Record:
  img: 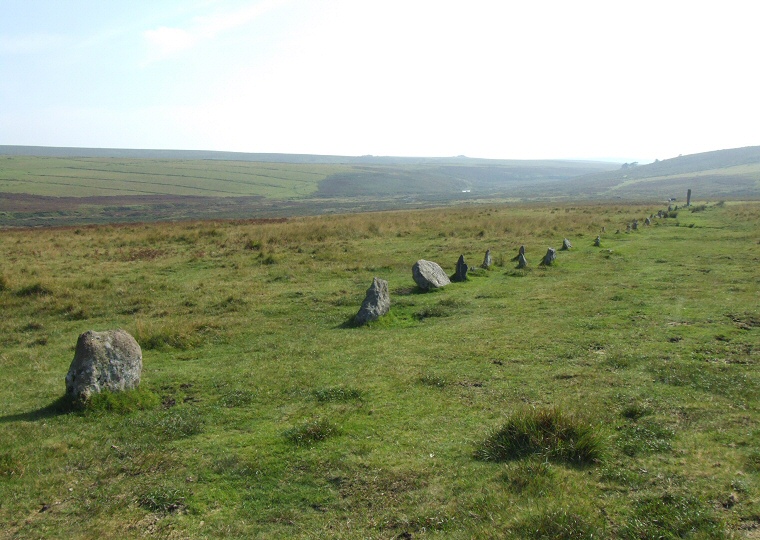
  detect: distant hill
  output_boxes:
[0,145,611,167]
[561,146,760,200]
[1,144,758,226]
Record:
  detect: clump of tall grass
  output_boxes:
[284,418,340,446]
[16,282,53,297]
[313,386,361,403]
[509,505,603,539]
[619,493,727,539]
[84,388,161,414]
[477,408,603,465]
[138,484,189,513]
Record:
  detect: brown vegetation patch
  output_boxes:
[329,467,426,509]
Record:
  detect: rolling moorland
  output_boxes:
[1,198,759,538]
[2,144,759,227]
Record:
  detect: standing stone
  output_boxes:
[561,238,572,251]
[539,248,557,266]
[516,252,528,269]
[481,249,492,269]
[65,330,142,402]
[687,189,692,207]
[632,220,639,230]
[355,277,390,326]
[601,226,606,233]
[594,236,601,247]
[453,255,468,282]
[511,245,526,262]
[626,224,631,232]
[412,260,451,290]
[645,217,651,226]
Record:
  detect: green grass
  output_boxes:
[0,156,345,198]
[0,201,758,538]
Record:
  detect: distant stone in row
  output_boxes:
[539,247,557,266]
[594,236,601,247]
[561,238,572,251]
[481,249,492,269]
[516,253,528,269]
[453,255,468,282]
[511,245,526,261]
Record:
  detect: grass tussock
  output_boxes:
[138,484,189,514]
[284,418,340,446]
[313,386,362,403]
[84,388,161,414]
[16,282,53,297]
[477,408,603,465]
[509,505,603,539]
[619,493,727,539]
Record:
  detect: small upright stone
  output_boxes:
[632,220,639,230]
[539,247,557,266]
[626,224,631,232]
[453,255,468,282]
[65,329,142,402]
[516,252,528,269]
[645,217,651,226]
[412,260,451,290]
[481,249,492,269]
[594,236,601,247]
[355,277,390,326]
[561,238,572,251]
[511,245,526,261]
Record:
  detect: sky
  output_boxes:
[1,0,758,162]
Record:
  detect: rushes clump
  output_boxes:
[477,408,603,465]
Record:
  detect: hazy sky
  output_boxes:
[1,1,758,161]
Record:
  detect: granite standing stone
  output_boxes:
[65,329,142,402]
[355,277,390,325]
[481,249,492,269]
[453,255,468,282]
[539,248,557,266]
[412,260,451,290]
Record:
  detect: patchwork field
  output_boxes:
[1,201,759,538]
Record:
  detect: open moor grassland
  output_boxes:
[1,202,759,538]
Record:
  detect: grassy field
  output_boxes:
[0,156,347,198]
[1,201,759,538]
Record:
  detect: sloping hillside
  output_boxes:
[562,146,760,200]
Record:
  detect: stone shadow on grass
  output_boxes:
[0,395,76,424]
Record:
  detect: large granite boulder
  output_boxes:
[412,260,450,290]
[355,277,390,326]
[65,329,142,402]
